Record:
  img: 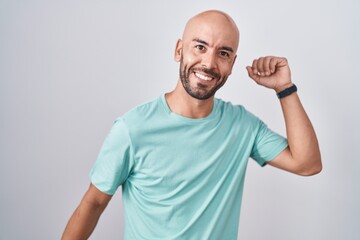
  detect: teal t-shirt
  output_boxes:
[90,94,288,239]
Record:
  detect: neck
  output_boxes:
[165,80,215,119]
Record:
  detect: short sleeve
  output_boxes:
[89,118,134,195]
[250,120,288,167]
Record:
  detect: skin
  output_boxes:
[166,10,239,118]
[62,10,322,240]
[246,56,322,176]
[61,184,111,240]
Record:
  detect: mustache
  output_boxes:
[190,67,221,79]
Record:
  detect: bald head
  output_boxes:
[173,10,239,101]
[182,10,239,53]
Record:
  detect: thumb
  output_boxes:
[246,66,259,82]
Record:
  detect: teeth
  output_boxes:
[195,72,213,81]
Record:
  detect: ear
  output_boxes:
[229,55,237,75]
[174,39,183,62]
[232,55,237,67]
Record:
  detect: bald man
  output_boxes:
[62,10,321,239]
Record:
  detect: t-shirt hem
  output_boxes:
[89,177,116,196]
[261,141,289,167]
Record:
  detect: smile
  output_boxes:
[194,72,213,81]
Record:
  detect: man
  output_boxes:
[62,10,322,240]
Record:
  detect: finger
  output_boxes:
[269,57,277,73]
[270,57,289,73]
[251,59,259,75]
[246,66,260,82]
[263,56,272,76]
[278,57,288,67]
[257,57,265,76]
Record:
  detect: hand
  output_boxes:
[246,56,292,92]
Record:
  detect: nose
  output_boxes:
[201,51,217,70]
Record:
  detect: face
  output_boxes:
[179,53,228,100]
[175,13,238,100]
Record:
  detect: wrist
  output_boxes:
[276,84,297,99]
[275,82,294,93]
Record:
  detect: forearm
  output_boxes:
[247,56,322,175]
[62,199,106,240]
[62,184,111,240]
[279,92,322,174]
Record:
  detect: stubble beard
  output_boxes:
[179,58,228,100]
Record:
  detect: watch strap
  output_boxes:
[277,84,297,99]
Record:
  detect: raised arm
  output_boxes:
[61,183,112,240]
[246,56,322,176]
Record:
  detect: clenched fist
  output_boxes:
[246,56,293,93]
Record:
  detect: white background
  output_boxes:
[1,0,359,239]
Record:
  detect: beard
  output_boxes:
[179,57,228,100]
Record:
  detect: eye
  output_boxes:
[219,51,230,58]
[195,45,205,51]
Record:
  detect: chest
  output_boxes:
[127,121,254,193]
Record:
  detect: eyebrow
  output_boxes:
[192,38,234,53]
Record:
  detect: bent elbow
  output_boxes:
[297,158,323,176]
[300,165,322,176]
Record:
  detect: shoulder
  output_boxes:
[215,98,259,123]
[115,95,163,127]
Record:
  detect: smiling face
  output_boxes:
[175,11,239,100]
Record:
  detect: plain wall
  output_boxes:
[1,0,359,239]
